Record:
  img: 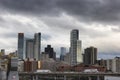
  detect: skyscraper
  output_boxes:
[60,47,66,61]
[77,40,82,64]
[70,29,82,66]
[44,45,56,60]
[18,33,24,59]
[34,33,41,60]
[84,46,97,65]
[26,39,34,59]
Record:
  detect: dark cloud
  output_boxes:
[57,0,120,23]
[0,0,59,16]
[1,0,120,23]
[41,17,108,38]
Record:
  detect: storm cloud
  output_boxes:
[0,0,120,23]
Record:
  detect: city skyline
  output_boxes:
[0,0,120,59]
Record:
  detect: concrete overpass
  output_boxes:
[19,72,120,80]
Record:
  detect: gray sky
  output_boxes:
[0,0,120,59]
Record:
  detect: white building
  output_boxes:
[77,40,82,64]
[18,60,24,72]
[112,57,120,73]
[106,57,120,73]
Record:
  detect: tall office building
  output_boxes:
[18,33,24,59]
[60,47,66,61]
[26,39,34,59]
[70,29,82,66]
[34,33,41,60]
[84,46,97,65]
[77,40,82,64]
[44,45,56,60]
[64,53,71,65]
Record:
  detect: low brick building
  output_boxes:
[73,64,107,72]
[57,63,107,72]
[24,58,37,72]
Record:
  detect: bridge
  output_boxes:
[19,72,120,80]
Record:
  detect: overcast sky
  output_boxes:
[0,0,120,59]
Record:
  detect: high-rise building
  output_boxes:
[107,57,120,73]
[64,53,71,65]
[112,57,120,73]
[1,49,5,55]
[84,46,97,65]
[18,33,24,59]
[18,32,41,60]
[34,33,41,60]
[26,39,34,59]
[44,45,56,60]
[77,40,82,64]
[60,47,66,61]
[70,29,82,66]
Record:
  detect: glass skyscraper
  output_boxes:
[60,47,66,61]
[34,33,41,60]
[26,39,34,59]
[18,33,24,59]
[70,29,82,66]
[18,33,41,60]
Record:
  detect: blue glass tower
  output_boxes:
[18,33,24,59]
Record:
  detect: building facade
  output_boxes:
[64,53,71,65]
[60,47,66,61]
[26,39,34,59]
[106,59,113,72]
[84,46,97,65]
[1,49,5,56]
[70,29,82,66]
[18,33,25,59]
[106,57,120,73]
[98,59,107,67]
[18,32,41,60]
[44,45,56,60]
[77,40,82,64]
[34,33,41,60]
[18,60,24,72]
